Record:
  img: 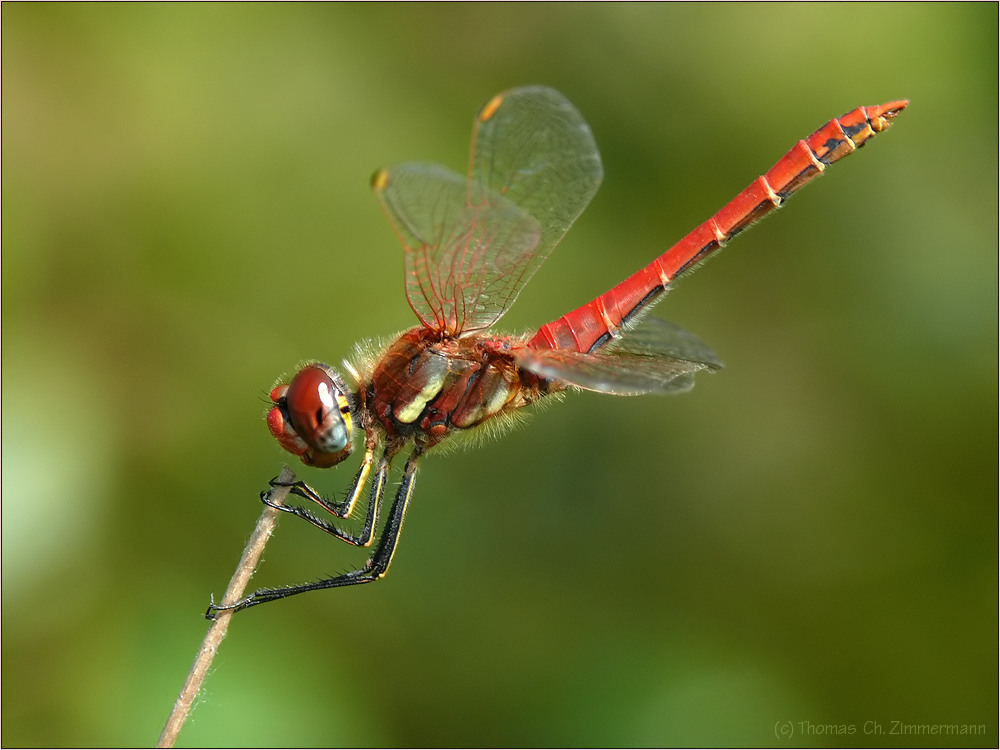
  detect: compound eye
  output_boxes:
[283,366,353,454]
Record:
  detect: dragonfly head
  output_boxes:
[266,364,355,469]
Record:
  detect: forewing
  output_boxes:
[470,86,604,265]
[373,87,603,335]
[516,317,723,395]
[373,163,541,334]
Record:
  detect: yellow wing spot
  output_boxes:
[479,94,504,123]
[371,169,390,192]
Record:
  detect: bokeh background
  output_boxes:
[3,4,996,747]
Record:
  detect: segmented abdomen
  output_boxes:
[528,100,908,354]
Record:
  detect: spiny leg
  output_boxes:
[209,447,421,614]
[262,447,382,547]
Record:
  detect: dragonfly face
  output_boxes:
[266,364,355,469]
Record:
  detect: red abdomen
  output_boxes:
[528,100,908,354]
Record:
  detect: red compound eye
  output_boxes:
[267,365,354,467]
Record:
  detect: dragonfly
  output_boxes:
[210,86,906,614]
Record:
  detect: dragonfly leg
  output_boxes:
[207,447,421,616]
[262,446,380,547]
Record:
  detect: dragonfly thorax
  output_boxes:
[267,364,356,469]
[368,327,545,447]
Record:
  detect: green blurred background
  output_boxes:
[3,4,996,747]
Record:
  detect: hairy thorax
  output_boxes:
[365,327,552,447]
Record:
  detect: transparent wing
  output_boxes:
[469,86,604,270]
[372,163,542,334]
[373,86,603,335]
[515,317,723,395]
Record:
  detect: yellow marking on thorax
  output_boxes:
[394,368,447,424]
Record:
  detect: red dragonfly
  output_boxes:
[213,86,906,613]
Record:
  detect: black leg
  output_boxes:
[207,448,420,616]
[261,448,382,547]
[277,447,373,518]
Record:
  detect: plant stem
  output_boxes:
[156,465,297,748]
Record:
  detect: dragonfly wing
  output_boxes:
[609,316,724,368]
[470,86,603,266]
[373,87,603,335]
[516,317,723,395]
[373,162,541,334]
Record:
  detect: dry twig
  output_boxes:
[156,465,297,748]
